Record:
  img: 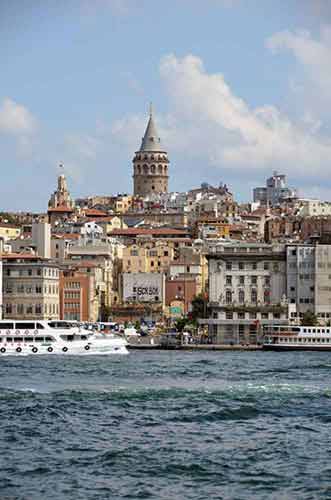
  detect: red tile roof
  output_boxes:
[110,228,189,236]
[84,208,108,217]
[48,206,74,213]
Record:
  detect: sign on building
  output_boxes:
[123,273,165,304]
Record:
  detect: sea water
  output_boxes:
[1,351,331,500]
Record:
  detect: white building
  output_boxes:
[203,243,288,344]
[287,244,331,323]
[297,200,331,217]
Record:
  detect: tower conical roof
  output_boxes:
[140,105,163,152]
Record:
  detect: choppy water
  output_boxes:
[1,351,331,500]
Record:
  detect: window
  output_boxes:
[5,304,12,314]
[0,323,13,330]
[265,277,270,286]
[28,269,32,276]
[238,290,245,304]
[26,305,33,314]
[238,312,245,319]
[36,286,42,294]
[252,263,257,270]
[226,311,233,319]
[251,276,257,285]
[226,262,232,271]
[239,276,245,285]
[239,262,244,270]
[15,322,35,330]
[264,262,269,270]
[226,290,232,304]
[251,289,257,304]
[226,275,232,285]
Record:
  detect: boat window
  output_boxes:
[15,322,35,330]
[6,338,13,342]
[25,337,33,342]
[48,321,72,329]
[317,329,320,333]
[45,337,53,342]
[35,337,44,342]
[0,323,14,330]
[36,323,45,330]
[67,335,74,341]
[15,337,23,342]
[303,329,306,333]
[80,335,87,340]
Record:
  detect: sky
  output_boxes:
[1,0,331,211]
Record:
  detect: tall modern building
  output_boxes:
[132,107,169,197]
[253,171,297,206]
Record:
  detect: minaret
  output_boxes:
[132,105,169,197]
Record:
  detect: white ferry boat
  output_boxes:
[263,325,331,351]
[0,320,128,355]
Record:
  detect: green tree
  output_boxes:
[301,310,318,326]
[191,294,208,321]
[175,318,187,332]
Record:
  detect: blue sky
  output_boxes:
[1,0,331,211]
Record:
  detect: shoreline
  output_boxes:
[127,343,263,351]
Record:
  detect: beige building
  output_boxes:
[122,241,175,275]
[0,224,21,241]
[2,253,60,320]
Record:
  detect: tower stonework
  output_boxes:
[133,107,169,197]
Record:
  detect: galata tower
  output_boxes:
[133,106,169,197]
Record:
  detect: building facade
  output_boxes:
[253,171,297,206]
[59,265,100,322]
[2,254,60,320]
[204,243,288,344]
[287,244,331,323]
[132,107,169,197]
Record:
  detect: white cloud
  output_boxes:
[157,54,331,177]
[267,27,331,103]
[0,98,37,136]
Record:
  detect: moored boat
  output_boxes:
[0,320,128,355]
[263,325,331,351]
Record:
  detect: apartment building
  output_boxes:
[203,243,288,344]
[2,253,59,320]
[287,244,331,323]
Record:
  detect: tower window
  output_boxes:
[152,186,155,190]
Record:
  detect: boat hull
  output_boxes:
[0,342,128,356]
[263,344,331,351]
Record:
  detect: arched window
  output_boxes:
[226,290,232,304]
[137,165,141,174]
[143,164,148,174]
[239,290,245,304]
[158,164,163,174]
[164,165,168,173]
[151,164,156,174]
[152,185,155,190]
[151,155,154,160]
[251,289,257,304]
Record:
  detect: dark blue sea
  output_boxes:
[1,351,331,500]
